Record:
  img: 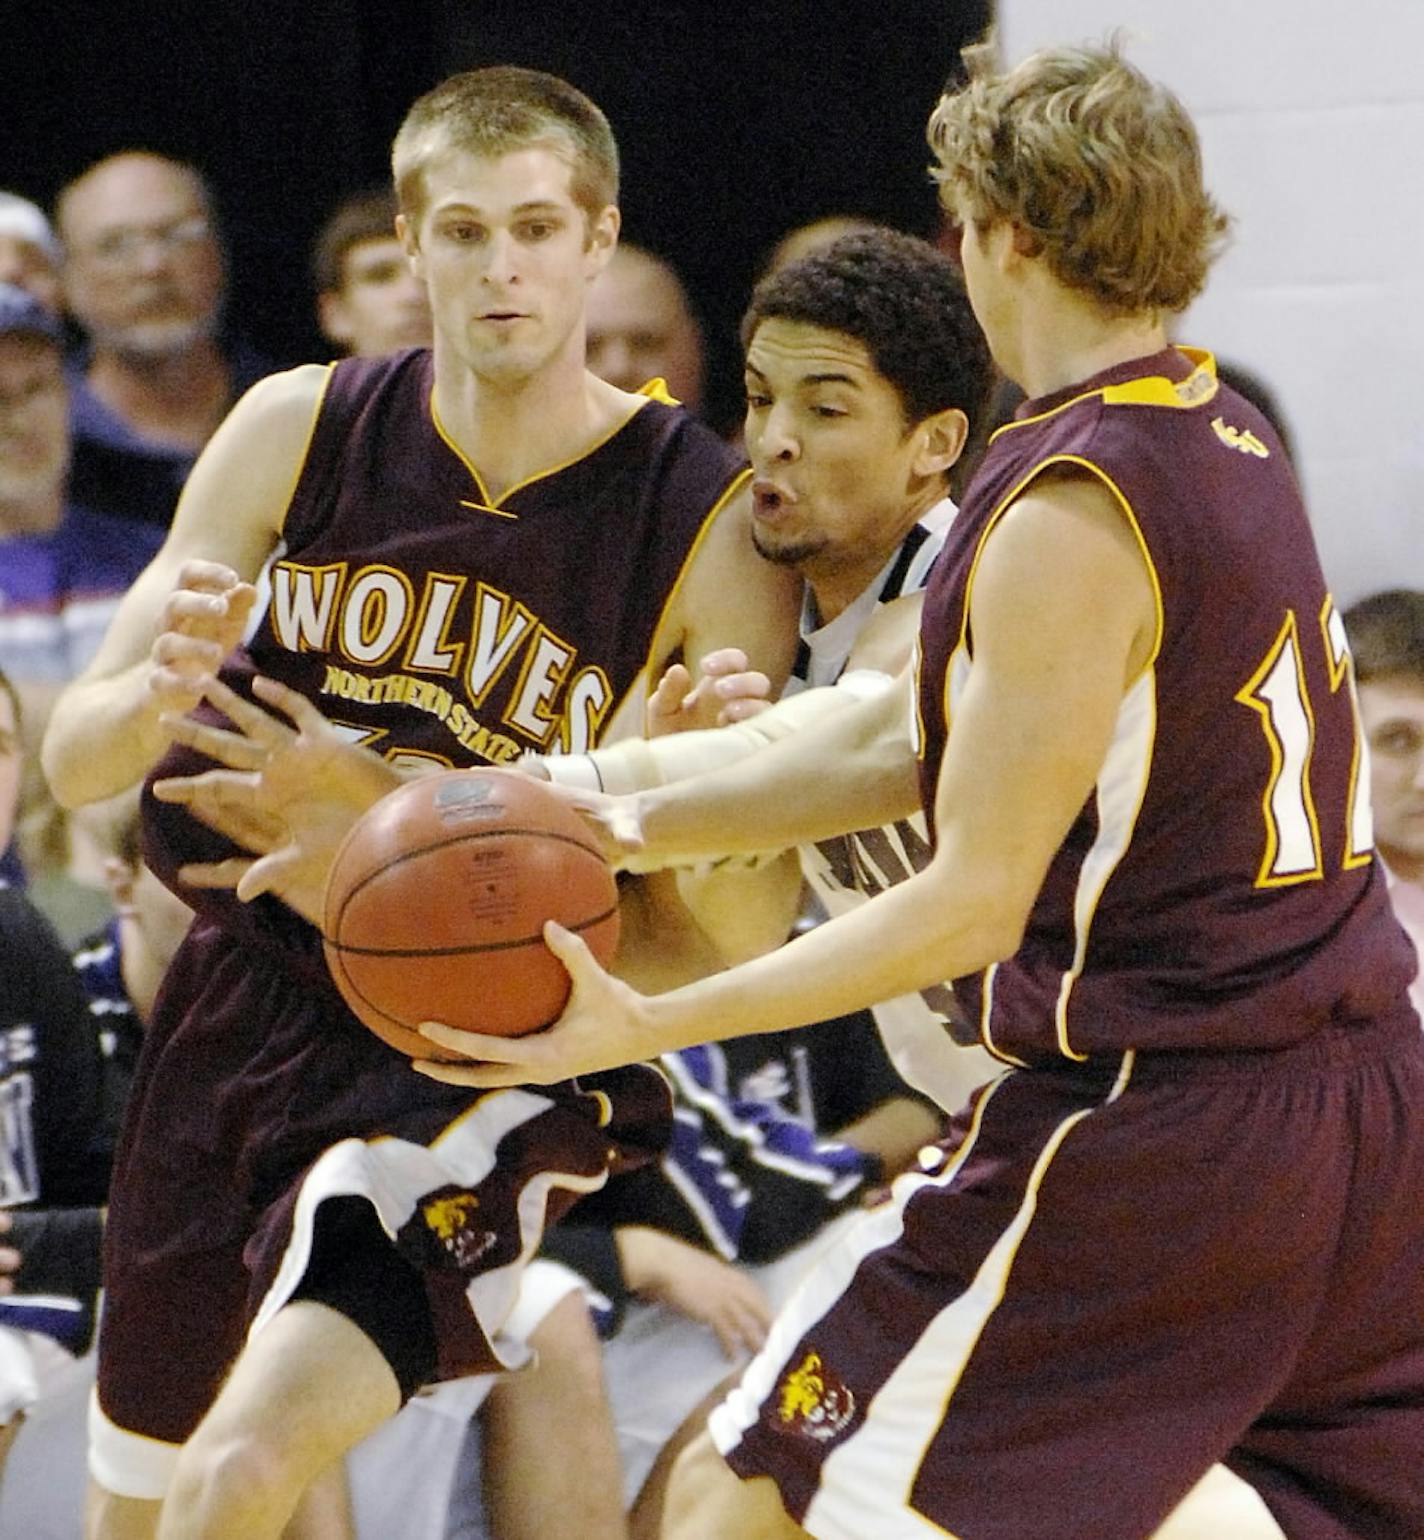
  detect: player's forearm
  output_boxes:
[636,680,919,866]
[640,862,1022,1053]
[42,665,171,808]
[835,1097,945,1179]
[540,682,862,797]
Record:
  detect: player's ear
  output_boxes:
[317,292,355,349]
[584,205,620,275]
[1008,220,1043,261]
[396,211,425,278]
[911,406,969,478]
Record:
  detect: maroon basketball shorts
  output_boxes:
[712,1010,1424,1540]
[87,931,670,1499]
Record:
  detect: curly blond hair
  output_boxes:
[928,39,1230,316]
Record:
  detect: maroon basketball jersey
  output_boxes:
[259,349,745,763]
[916,347,1416,1062]
[145,349,747,954]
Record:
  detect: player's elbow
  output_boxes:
[961,896,1028,968]
[41,698,110,809]
[41,717,85,809]
[943,869,1034,969]
[979,905,1029,965]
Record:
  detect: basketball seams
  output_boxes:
[322,768,620,1047]
[325,826,607,941]
[327,900,620,958]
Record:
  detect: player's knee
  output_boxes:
[662,1431,723,1540]
[663,1430,800,1540]
[169,1421,313,1518]
[169,1430,269,1514]
[527,1291,605,1390]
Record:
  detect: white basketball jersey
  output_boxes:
[786,500,980,1107]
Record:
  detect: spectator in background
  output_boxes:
[586,243,705,414]
[0,785,355,1538]
[0,667,108,1483]
[56,151,273,527]
[0,283,163,889]
[0,193,64,317]
[313,188,432,359]
[759,215,879,281]
[1345,588,1424,1018]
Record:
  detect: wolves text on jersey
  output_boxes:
[269,561,614,760]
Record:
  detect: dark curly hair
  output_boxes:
[741,228,991,428]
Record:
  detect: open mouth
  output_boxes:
[751,478,794,518]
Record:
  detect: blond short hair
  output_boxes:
[928,40,1230,316]
[392,66,618,227]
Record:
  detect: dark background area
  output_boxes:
[3,1,990,429]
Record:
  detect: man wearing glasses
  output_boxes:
[55,152,274,529]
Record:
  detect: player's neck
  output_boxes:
[433,351,639,501]
[1010,300,1169,403]
[807,485,946,624]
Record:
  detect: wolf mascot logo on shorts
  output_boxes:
[773,1349,856,1441]
[412,1188,498,1270]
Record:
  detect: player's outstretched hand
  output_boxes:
[614,1227,772,1359]
[415,919,656,1085]
[147,560,258,718]
[152,674,402,924]
[512,779,656,874]
[647,647,773,737]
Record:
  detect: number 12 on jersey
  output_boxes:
[1236,599,1373,887]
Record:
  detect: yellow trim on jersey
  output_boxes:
[1109,1049,1136,1100]
[978,963,1030,1068]
[949,453,1167,703]
[275,364,336,538]
[1236,609,1325,887]
[1318,595,1374,872]
[1319,595,1350,694]
[986,347,1219,446]
[458,499,518,520]
[636,376,680,406]
[631,465,756,732]
[428,388,659,512]
[910,634,928,762]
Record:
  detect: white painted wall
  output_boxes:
[998,0,1423,603]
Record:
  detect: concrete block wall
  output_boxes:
[997,0,1423,603]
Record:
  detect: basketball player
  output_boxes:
[152,216,1281,1540]
[534,225,997,1111]
[407,42,1424,1540]
[153,227,996,1535]
[42,68,797,1540]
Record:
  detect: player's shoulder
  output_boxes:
[226,362,333,437]
[608,392,748,507]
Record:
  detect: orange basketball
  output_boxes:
[322,768,620,1058]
